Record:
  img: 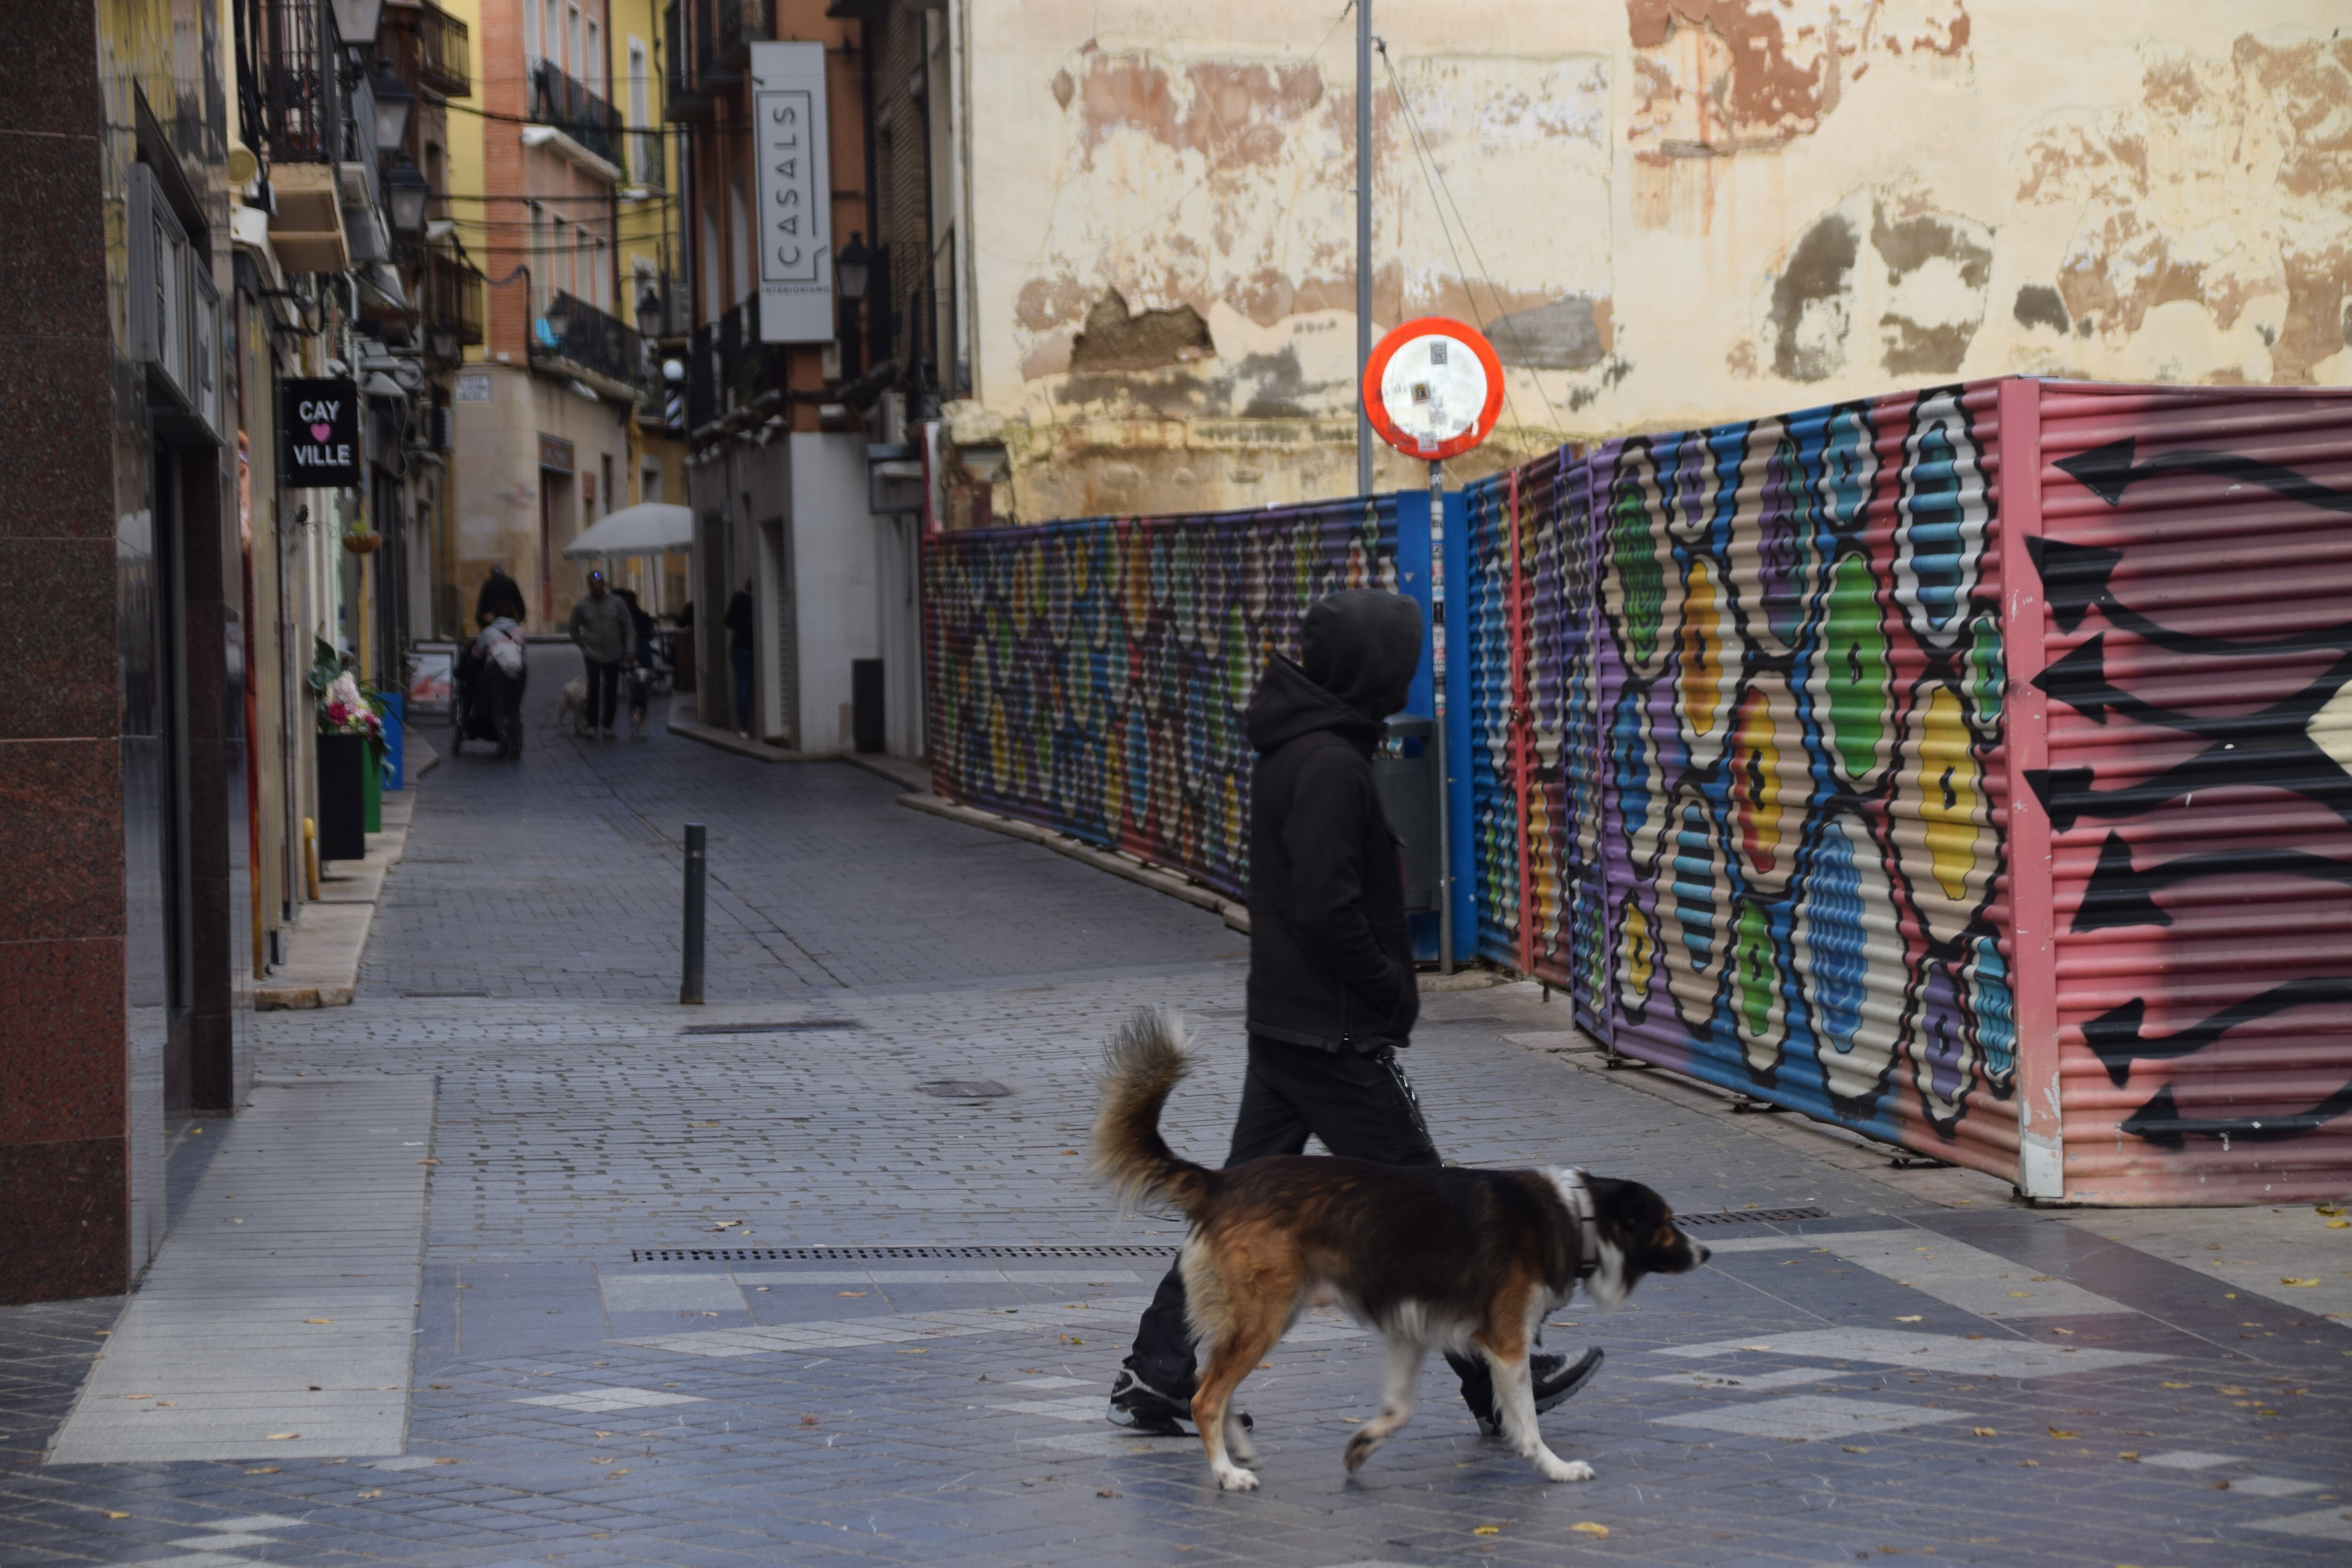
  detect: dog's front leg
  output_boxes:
[1480,1345,1594,1483]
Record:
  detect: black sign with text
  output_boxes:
[280,378,362,486]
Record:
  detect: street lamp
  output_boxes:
[368,58,414,156]
[836,231,872,303]
[329,0,385,59]
[427,321,461,363]
[383,158,430,241]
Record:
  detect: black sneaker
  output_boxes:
[1105,1369,1195,1436]
[1463,1346,1606,1437]
[1104,1369,1251,1437]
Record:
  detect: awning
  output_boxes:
[561,502,695,559]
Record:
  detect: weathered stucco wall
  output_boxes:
[958,0,2352,521]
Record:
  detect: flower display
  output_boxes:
[318,670,384,740]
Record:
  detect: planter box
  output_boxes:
[316,732,369,862]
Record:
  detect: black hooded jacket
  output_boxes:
[1244,590,1424,1053]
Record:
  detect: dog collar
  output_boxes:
[1561,1168,1600,1282]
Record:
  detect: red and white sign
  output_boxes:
[1362,317,1504,462]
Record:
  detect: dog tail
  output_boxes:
[1093,1007,1214,1217]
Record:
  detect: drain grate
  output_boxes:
[1677,1206,1830,1226]
[629,1243,1179,1263]
[679,1019,865,1035]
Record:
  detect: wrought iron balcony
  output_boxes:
[251,0,342,165]
[425,249,483,348]
[413,1,469,96]
[530,60,626,171]
[532,290,654,398]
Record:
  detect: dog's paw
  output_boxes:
[1213,1463,1259,1492]
[1536,1456,1595,1483]
[1342,1430,1380,1472]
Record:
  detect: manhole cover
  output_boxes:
[918,1079,1011,1098]
[630,1244,1178,1263]
[680,1019,865,1035]
[1677,1207,1831,1226]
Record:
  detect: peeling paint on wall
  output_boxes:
[961,4,2352,523]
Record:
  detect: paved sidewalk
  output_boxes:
[4,661,2348,1568]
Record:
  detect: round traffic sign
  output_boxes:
[1362,317,1504,462]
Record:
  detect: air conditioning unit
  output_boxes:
[129,162,227,446]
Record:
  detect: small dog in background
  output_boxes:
[1093,1007,1708,1492]
[625,665,651,736]
[556,678,590,736]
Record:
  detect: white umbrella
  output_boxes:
[562,502,694,559]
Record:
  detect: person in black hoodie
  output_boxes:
[1105,589,1602,1438]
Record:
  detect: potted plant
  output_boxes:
[315,666,383,863]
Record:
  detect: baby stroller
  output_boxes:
[453,624,527,757]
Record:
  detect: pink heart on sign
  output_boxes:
[311,422,333,443]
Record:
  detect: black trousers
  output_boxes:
[1122,1036,1519,1410]
[583,659,623,728]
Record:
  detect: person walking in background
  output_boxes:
[1104,589,1603,1439]
[725,582,755,739]
[567,570,634,739]
[476,563,528,626]
[470,608,528,759]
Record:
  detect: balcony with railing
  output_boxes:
[253,0,341,165]
[531,60,626,172]
[532,291,654,400]
[384,0,470,97]
[425,249,484,349]
[665,0,770,116]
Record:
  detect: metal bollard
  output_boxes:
[681,822,707,1005]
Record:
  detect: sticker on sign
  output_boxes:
[1362,318,1503,463]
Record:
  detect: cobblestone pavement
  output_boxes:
[5,670,2350,1567]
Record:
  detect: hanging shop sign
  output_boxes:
[749,40,833,344]
[1363,317,1505,462]
[280,377,362,486]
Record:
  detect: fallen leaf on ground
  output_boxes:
[837,1291,867,1297]
[2050,1328,2074,1336]
[2048,1428,2078,1439]
[304,1318,332,1324]
[266,1433,299,1441]
[2118,1452,2139,1462]
[800,1414,818,1426]
[2161,1382,2189,1389]
[1472,1525,1502,1536]
[2281,1278,2319,1287]
[1096,1488,1117,1497]
[592,1457,615,1465]
[1740,1345,1774,1352]
[1971,1427,1996,1437]
[357,1489,382,1499]
[1569,1522,1610,1537]
[898,1348,928,1355]
[2008,1291,2031,1298]
[245,1467,279,1474]
[1895,1315,1923,1323]
[1843,1446,1869,1453]
[2328,1220,2349,1229]
[154,1401,175,1408]
[102,1511,128,1519]
[1257,1362,1273,1369]
[433,1458,458,1465]
[124,1394,151,1401]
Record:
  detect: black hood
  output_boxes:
[1245,589,1423,754]
[1304,589,1423,721]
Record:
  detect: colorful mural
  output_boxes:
[1468,387,2018,1174]
[924,377,2352,1200]
[924,498,1395,900]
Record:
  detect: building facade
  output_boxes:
[3,0,455,1303]
[936,0,2352,521]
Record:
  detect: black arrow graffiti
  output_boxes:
[2055,436,2352,515]
[2025,725,2352,833]
[2032,633,2352,742]
[2083,976,2352,1087]
[2121,1081,2352,1150]
[2073,830,2352,933]
[2024,535,2352,655]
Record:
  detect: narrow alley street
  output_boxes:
[5,669,2350,1568]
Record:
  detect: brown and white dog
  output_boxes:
[1093,1008,1708,1491]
